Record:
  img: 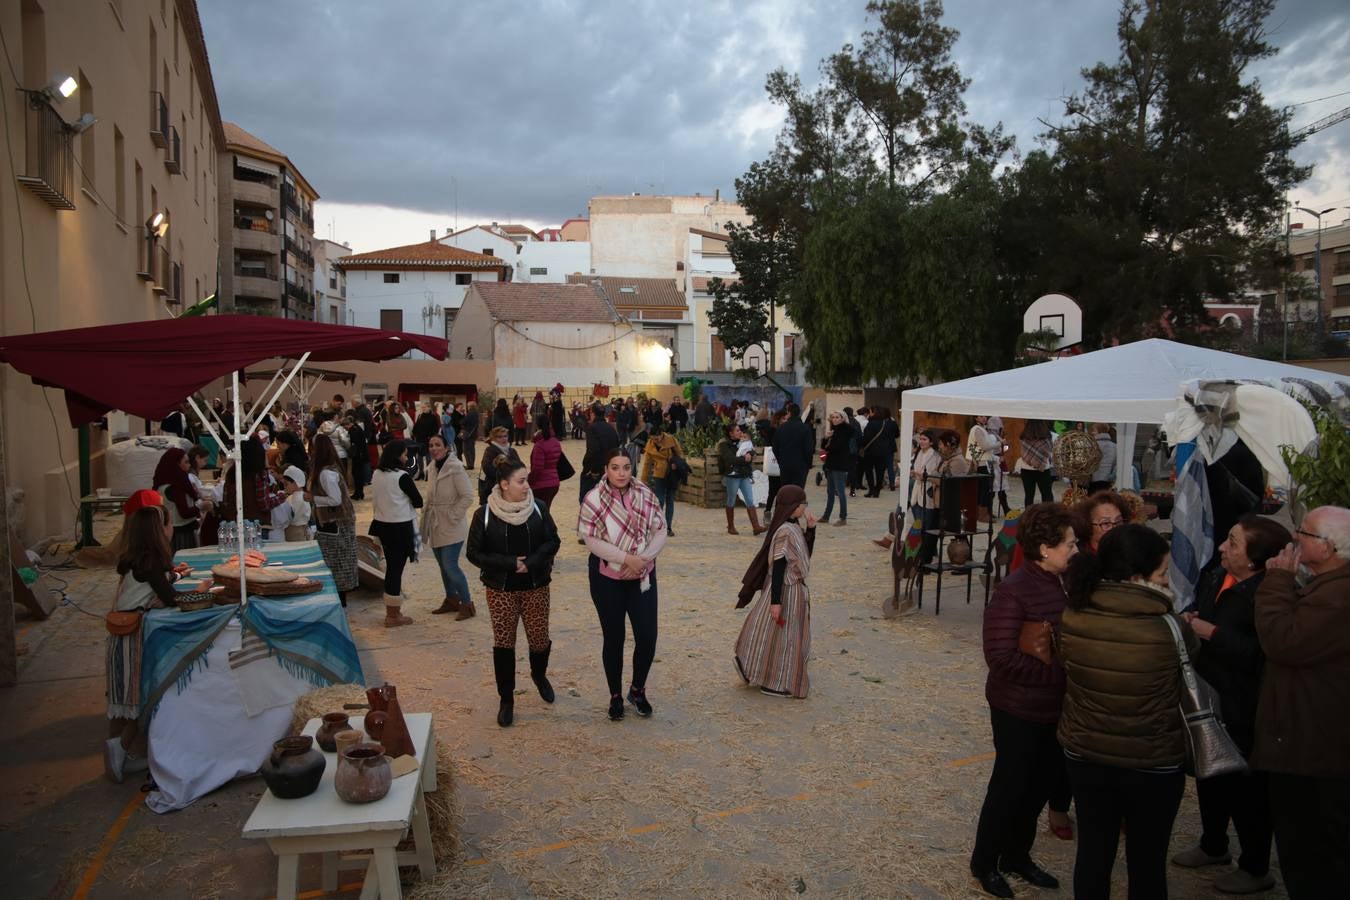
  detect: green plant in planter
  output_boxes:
[1280,404,1350,520]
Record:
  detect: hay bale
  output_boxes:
[288,683,368,734]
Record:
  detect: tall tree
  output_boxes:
[1035,0,1308,343]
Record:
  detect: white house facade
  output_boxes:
[514,241,592,283]
[437,224,520,263]
[314,238,350,325]
[589,193,750,282]
[336,238,508,359]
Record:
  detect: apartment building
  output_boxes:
[314,237,350,325]
[1,0,224,542]
[216,121,319,319]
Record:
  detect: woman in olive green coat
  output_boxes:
[1058,524,1197,900]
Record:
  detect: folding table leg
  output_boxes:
[412,792,436,878]
[359,857,380,900]
[275,853,300,900]
[373,846,402,899]
[322,851,338,891]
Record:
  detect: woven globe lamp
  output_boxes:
[1053,430,1102,485]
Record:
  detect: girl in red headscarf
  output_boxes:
[153,448,201,551]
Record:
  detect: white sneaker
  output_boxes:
[104,738,126,784]
[123,753,149,775]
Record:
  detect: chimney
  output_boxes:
[714,188,720,202]
[430,229,436,242]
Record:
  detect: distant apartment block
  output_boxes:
[216,121,318,318]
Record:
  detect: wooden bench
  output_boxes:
[243,712,437,900]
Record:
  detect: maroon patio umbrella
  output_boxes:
[0,317,448,426]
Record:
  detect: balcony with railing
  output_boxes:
[18,93,76,210]
[235,266,280,299]
[284,279,313,304]
[164,125,181,174]
[232,176,277,207]
[149,91,168,148]
[284,236,314,268]
[281,183,299,215]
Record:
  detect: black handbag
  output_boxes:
[667,454,691,486]
[556,450,576,482]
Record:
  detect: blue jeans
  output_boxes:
[822,469,848,521]
[650,478,676,530]
[723,476,755,509]
[432,541,471,604]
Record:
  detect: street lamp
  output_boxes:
[1294,205,1338,338]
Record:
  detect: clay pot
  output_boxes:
[363,710,387,742]
[315,712,351,753]
[260,735,326,799]
[946,536,972,565]
[335,742,392,804]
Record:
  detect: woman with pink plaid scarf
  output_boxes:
[579,447,669,721]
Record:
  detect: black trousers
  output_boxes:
[588,556,658,695]
[577,473,599,506]
[765,475,782,514]
[1269,772,1350,900]
[863,456,886,494]
[1066,757,1185,900]
[462,437,476,471]
[970,708,1063,874]
[375,522,416,596]
[1020,469,1054,506]
[1198,769,1272,876]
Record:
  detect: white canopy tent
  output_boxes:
[896,339,1347,510]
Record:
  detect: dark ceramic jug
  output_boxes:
[334,742,392,804]
[260,735,325,799]
[315,712,351,752]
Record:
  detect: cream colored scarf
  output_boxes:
[487,487,536,526]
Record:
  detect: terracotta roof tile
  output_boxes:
[337,241,508,270]
[567,274,688,310]
[498,224,540,239]
[470,282,618,323]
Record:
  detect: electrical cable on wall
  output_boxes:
[498,320,641,351]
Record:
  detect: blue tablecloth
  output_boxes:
[139,542,364,722]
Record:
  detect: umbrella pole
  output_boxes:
[232,371,247,604]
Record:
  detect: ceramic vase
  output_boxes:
[315,712,351,753]
[334,742,392,804]
[259,735,325,799]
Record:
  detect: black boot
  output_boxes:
[529,643,555,704]
[492,647,515,727]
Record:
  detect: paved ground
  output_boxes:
[1,466,1287,898]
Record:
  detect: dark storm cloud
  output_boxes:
[198,0,1350,221]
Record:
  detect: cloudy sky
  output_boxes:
[199,0,1350,254]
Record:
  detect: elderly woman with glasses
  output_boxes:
[1071,491,1133,554]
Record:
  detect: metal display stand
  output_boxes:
[915,471,994,615]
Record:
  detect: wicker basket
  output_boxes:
[1052,431,1102,482]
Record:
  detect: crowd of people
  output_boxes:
[125,395,1350,898]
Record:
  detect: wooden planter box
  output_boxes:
[675,449,763,508]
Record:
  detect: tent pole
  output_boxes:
[1116,423,1137,492]
[197,394,232,446]
[242,368,285,433]
[252,353,312,434]
[897,406,916,524]
[186,396,228,458]
[232,371,247,604]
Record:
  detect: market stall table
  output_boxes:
[142,542,363,813]
[242,712,437,900]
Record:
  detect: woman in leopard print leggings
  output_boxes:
[466,457,562,727]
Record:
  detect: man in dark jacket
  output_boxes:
[462,404,480,470]
[615,399,635,444]
[693,396,713,427]
[859,411,888,496]
[668,399,688,431]
[412,403,441,480]
[580,404,620,505]
[345,415,370,500]
[1252,505,1350,900]
[771,403,814,490]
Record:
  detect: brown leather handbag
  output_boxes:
[1017,620,1054,665]
[105,610,143,636]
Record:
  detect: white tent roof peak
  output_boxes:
[901,338,1346,423]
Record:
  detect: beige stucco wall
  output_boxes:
[2,0,222,544]
[589,195,749,283]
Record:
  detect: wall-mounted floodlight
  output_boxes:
[67,113,97,134]
[147,210,169,239]
[43,74,78,103]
